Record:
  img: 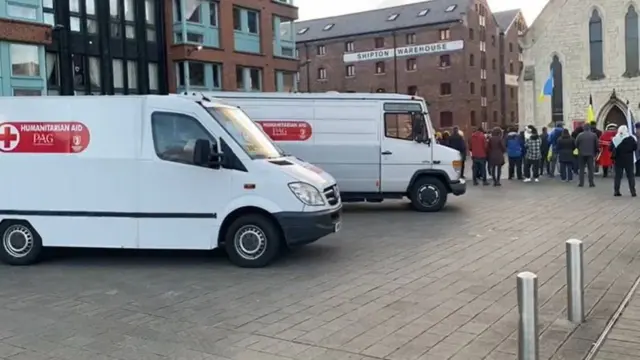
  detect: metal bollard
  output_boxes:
[566,239,584,323]
[517,271,539,360]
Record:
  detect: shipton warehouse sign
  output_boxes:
[343,40,464,63]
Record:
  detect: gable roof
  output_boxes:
[294,0,472,43]
[493,9,521,32]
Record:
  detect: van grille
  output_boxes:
[323,185,340,206]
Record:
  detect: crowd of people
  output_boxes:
[438,121,639,196]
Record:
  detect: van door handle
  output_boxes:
[382,151,392,155]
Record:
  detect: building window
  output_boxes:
[439,55,451,67]
[275,70,295,92]
[439,29,450,40]
[469,54,474,66]
[440,111,453,127]
[110,0,135,39]
[625,5,640,77]
[247,9,259,33]
[469,82,475,94]
[440,83,451,95]
[175,0,201,22]
[346,65,355,77]
[492,58,496,70]
[236,66,262,91]
[387,14,398,21]
[480,83,486,97]
[149,63,159,91]
[510,87,515,98]
[7,4,37,20]
[408,85,417,95]
[511,111,516,123]
[208,0,218,26]
[345,41,354,52]
[406,58,417,71]
[418,9,429,16]
[384,113,413,140]
[509,43,513,52]
[551,55,564,124]
[46,53,60,93]
[470,110,476,126]
[318,67,327,80]
[375,62,385,74]
[588,9,604,80]
[323,23,334,31]
[509,61,514,73]
[406,33,416,44]
[14,89,42,96]
[10,44,40,77]
[127,61,138,91]
[317,45,326,55]
[146,0,157,40]
[233,7,241,30]
[178,62,205,87]
[493,111,498,123]
[491,35,496,46]
[469,28,474,40]
[374,37,384,48]
[445,5,456,12]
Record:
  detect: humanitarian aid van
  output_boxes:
[188,92,466,212]
[0,95,341,267]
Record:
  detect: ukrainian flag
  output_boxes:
[587,95,595,123]
[538,69,554,101]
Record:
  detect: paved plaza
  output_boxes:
[1,177,640,360]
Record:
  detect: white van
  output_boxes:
[0,95,341,267]
[189,92,466,212]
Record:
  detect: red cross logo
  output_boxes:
[0,124,20,152]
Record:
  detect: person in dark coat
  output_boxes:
[576,124,599,187]
[487,127,506,186]
[635,122,640,177]
[571,125,584,174]
[448,127,467,178]
[556,129,576,182]
[441,131,450,147]
[610,125,637,196]
[540,127,550,176]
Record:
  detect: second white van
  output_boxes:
[189,92,466,212]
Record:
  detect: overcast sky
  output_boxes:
[296,0,549,25]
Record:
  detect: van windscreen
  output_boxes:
[205,106,284,159]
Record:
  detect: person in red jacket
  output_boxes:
[597,124,617,177]
[469,127,489,185]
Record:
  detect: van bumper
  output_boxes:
[450,179,466,196]
[274,207,342,246]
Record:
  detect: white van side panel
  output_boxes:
[0,97,141,248]
[231,99,382,193]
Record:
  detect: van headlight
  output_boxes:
[288,182,325,206]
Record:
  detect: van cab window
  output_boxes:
[151,112,214,165]
[204,105,284,159]
[384,113,413,140]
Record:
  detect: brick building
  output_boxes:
[167,0,299,93]
[295,0,527,133]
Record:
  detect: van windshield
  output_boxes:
[205,106,284,159]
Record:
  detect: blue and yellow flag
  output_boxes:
[539,69,554,101]
[587,95,595,124]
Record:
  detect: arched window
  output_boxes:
[588,9,604,80]
[624,6,639,77]
[551,55,564,124]
[470,110,476,126]
[469,82,475,94]
[469,54,474,66]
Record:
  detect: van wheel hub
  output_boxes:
[234,225,267,260]
[417,184,439,207]
[3,225,33,258]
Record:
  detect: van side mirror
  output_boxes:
[411,112,427,143]
[193,139,212,167]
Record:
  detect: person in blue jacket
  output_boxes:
[547,122,564,177]
[506,128,524,180]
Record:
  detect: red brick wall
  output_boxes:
[0,19,52,45]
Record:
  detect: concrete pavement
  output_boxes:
[0,176,639,359]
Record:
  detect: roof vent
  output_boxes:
[445,5,457,12]
[297,27,308,34]
[387,13,399,21]
[323,23,334,31]
[418,9,429,16]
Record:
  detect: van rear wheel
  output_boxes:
[0,220,43,266]
[225,214,281,268]
[409,177,448,212]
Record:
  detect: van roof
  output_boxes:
[179,92,426,102]
[4,95,233,108]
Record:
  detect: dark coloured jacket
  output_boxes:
[487,135,506,166]
[448,132,467,159]
[506,132,523,158]
[610,136,638,166]
[547,127,563,151]
[576,131,599,157]
[556,136,576,163]
[469,131,487,158]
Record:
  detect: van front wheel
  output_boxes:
[409,177,448,212]
[225,214,281,268]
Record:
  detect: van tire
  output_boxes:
[225,214,281,268]
[409,177,448,212]
[0,220,43,266]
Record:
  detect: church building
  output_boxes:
[519,0,639,130]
